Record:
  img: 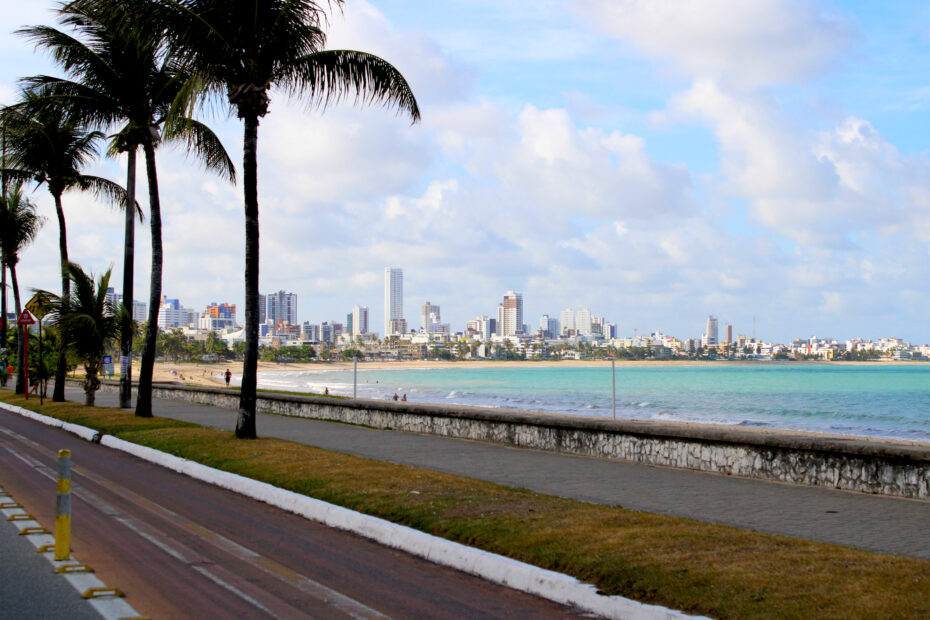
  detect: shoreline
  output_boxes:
[127,359,930,450]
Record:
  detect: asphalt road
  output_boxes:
[0,409,589,619]
[77,387,930,561]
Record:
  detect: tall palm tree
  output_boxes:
[20,0,236,414]
[0,99,127,401]
[39,262,120,406]
[0,183,45,394]
[161,0,420,438]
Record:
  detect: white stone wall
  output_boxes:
[94,381,930,499]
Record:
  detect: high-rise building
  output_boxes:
[384,267,404,337]
[352,305,369,337]
[539,315,560,339]
[157,297,194,328]
[421,301,440,333]
[501,291,523,337]
[258,294,266,324]
[576,308,593,337]
[264,291,298,326]
[559,308,575,335]
[725,323,733,345]
[704,315,719,346]
[132,301,147,323]
[206,302,236,322]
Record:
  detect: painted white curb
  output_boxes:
[1,401,706,619]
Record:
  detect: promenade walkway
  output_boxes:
[72,388,930,561]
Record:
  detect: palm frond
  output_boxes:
[72,175,143,220]
[162,116,236,182]
[282,50,420,122]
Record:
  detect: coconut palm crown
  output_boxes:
[157,0,420,438]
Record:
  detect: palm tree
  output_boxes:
[0,183,45,394]
[162,0,420,438]
[20,0,235,414]
[0,98,128,402]
[39,262,120,406]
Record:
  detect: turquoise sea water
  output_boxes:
[254,363,930,442]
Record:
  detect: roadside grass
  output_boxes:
[2,390,927,619]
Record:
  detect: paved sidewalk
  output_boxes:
[74,388,930,561]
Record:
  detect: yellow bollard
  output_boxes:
[54,449,71,561]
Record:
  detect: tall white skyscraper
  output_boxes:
[501,291,523,337]
[352,305,369,336]
[559,308,575,335]
[576,308,593,337]
[705,315,719,346]
[384,267,404,337]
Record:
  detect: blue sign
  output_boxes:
[102,355,112,364]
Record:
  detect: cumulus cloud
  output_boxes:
[577,0,858,88]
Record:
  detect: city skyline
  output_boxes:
[2,1,930,342]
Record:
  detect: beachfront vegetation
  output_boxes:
[3,390,928,620]
[0,183,44,394]
[36,262,123,406]
[151,0,419,439]
[20,0,236,415]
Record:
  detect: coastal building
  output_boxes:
[264,290,298,326]
[725,323,733,345]
[351,305,369,337]
[559,308,575,336]
[132,301,147,323]
[703,315,719,346]
[206,302,236,322]
[576,308,593,337]
[105,288,147,323]
[539,315,560,339]
[421,301,441,333]
[157,297,196,328]
[384,267,404,337]
[501,291,523,337]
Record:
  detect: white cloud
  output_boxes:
[577,0,857,88]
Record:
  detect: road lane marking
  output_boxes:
[1,424,389,620]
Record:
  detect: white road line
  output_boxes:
[2,426,388,620]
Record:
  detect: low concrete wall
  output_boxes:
[91,381,930,500]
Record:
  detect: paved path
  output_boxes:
[75,388,930,561]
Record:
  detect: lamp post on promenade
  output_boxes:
[611,356,616,420]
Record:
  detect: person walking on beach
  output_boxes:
[224,369,232,387]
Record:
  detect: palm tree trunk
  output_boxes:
[84,361,98,406]
[119,147,137,408]
[10,264,23,394]
[52,191,69,402]
[135,138,162,418]
[236,114,260,439]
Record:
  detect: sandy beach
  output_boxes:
[144,357,923,389]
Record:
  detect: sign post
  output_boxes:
[26,294,50,404]
[16,310,36,400]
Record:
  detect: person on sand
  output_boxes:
[401,394,407,401]
[392,393,399,401]
[324,387,329,395]
[224,368,232,387]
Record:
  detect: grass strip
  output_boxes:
[2,390,927,619]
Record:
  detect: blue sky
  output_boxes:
[2,0,930,343]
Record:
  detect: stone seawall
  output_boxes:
[94,381,930,499]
